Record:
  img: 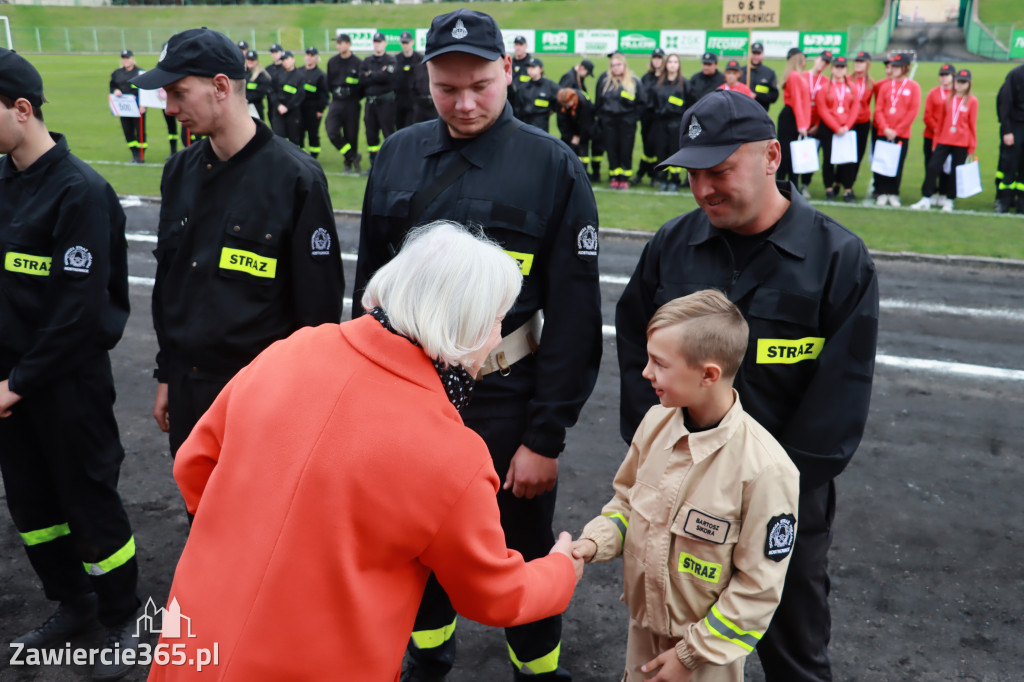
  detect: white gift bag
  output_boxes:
[955,160,982,198]
[871,139,901,177]
[790,137,820,174]
[830,131,858,165]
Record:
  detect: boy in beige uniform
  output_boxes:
[574,290,799,682]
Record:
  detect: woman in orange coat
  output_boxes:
[148,222,582,681]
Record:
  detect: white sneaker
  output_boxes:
[888,195,902,207]
[930,194,942,207]
[941,198,954,212]
[910,198,932,210]
[801,185,812,200]
[876,194,889,206]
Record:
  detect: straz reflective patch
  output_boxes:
[534,98,550,108]
[503,250,534,276]
[219,248,277,279]
[678,552,722,584]
[620,90,636,101]
[668,96,684,107]
[756,337,825,364]
[4,252,52,276]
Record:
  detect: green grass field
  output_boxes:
[978,0,1023,27]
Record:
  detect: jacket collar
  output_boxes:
[422,102,516,168]
[197,118,273,167]
[662,390,745,464]
[688,181,810,261]
[0,132,69,179]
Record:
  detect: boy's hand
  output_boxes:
[571,538,597,563]
[641,647,692,681]
[549,531,584,584]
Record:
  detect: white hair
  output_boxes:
[361,221,523,367]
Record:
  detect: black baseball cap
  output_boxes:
[787,47,803,59]
[245,50,258,61]
[652,48,665,58]
[514,35,527,45]
[0,48,47,107]
[237,40,248,50]
[885,53,911,67]
[939,63,956,75]
[658,90,776,171]
[526,56,543,68]
[270,43,283,52]
[956,69,971,81]
[580,59,595,76]
[400,31,413,43]
[372,32,387,43]
[305,46,318,55]
[854,51,871,61]
[751,41,764,53]
[725,60,741,71]
[702,51,718,64]
[281,50,294,60]
[833,56,848,67]
[121,49,134,58]
[423,9,505,63]
[335,34,350,44]
[131,28,245,90]
[819,50,833,63]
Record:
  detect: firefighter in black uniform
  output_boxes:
[636,47,665,186]
[272,50,305,146]
[244,49,273,123]
[618,91,879,682]
[516,57,559,133]
[395,31,423,130]
[132,29,344,467]
[995,63,1024,213]
[0,48,141,681]
[509,35,531,117]
[299,46,328,157]
[557,59,595,172]
[354,11,601,682]
[411,54,436,123]
[740,41,780,112]
[686,51,726,114]
[265,43,284,130]
[361,32,397,170]
[325,33,363,172]
[110,49,147,163]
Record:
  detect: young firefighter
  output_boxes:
[574,290,799,682]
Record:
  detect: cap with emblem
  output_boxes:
[580,59,594,76]
[819,50,833,63]
[121,49,134,59]
[832,56,847,67]
[281,50,294,60]
[652,48,665,58]
[854,51,871,62]
[513,35,527,45]
[270,43,283,52]
[702,51,718,64]
[526,56,543,69]
[245,49,258,61]
[658,90,776,171]
[372,32,386,43]
[751,41,764,53]
[131,28,245,90]
[237,40,248,50]
[0,48,47,107]
[884,53,911,68]
[725,60,741,71]
[400,31,413,43]
[955,69,971,82]
[305,46,318,56]
[786,47,803,60]
[939,63,955,76]
[423,9,505,63]
[335,33,350,44]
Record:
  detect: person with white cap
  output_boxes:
[618,89,878,682]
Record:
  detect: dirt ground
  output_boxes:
[1,218,1022,681]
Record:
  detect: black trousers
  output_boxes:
[850,120,872,187]
[396,98,415,130]
[603,115,637,178]
[996,122,1024,204]
[165,363,234,458]
[818,127,858,190]
[639,111,658,167]
[119,112,147,159]
[365,98,397,155]
[873,136,910,196]
[922,136,954,198]
[406,413,568,681]
[923,144,968,199]
[325,98,361,161]
[272,108,303,147]
[757,481,836,682]
[299,106,322,156]
[0,355,139,627]
[162,111,178,152]
[776,106,802,187]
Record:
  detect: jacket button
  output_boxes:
[191,261,197,268]
[206,164,213,171]
[265,234,272,240]
[192,367,198,373]
[233,226,240,232]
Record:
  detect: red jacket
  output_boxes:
[717,82,755,98]
[804,69,829,126]
[923,85,952,140]
[853,75,874,125]
[148,318,576,681]
[818,78,860,133]
[873,77,921,139]
[934,93,978,155]
[783,70,811,131]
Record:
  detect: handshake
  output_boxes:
[548,532,598,584]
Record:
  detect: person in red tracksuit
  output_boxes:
[818,56,861,202]
[849,52,875,193]
[718,60,755,97]
[799,49,833,198]
[776,48,811,191]
[911,69,977,213]
[921,63,956,204]
[872,53,920,207]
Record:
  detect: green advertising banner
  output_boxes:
[618,30,660,54]
[799,31,846,57]
[378,28,413,52]
[1011,30,1024,59]
[705,31,749,57]
[537,29,575,54]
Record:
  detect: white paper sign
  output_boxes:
[871,139,902,177]
[138,85,167,110]
[955,160,982,198]
[790,137,820,174]
[109,94,140,118]
[830,131,857,165]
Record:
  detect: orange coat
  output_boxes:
[148,317,576,681]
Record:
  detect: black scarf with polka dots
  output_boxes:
[368,307,475,412]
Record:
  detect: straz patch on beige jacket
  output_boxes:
[581,392,799,670]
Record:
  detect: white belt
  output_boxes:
[478,310,543,377]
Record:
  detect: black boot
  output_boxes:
[590,161,601,183]
[169,139,177,154]
[12,592,99,648]
[129,147,142,164]
[361,152,375,177]
[91,611,141,681]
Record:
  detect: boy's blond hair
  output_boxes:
[646,290,749,378]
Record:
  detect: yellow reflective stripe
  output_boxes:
[345,76,359,84]
[621,169,634,177]
[756,337,825,364]
[282,84,298,94]
[20,522,70,546]
[667,166,683,173]
[339,143,352,154]
[219,248,278,279]
[503,250,534,276]
[603,512,628,544]
[303,83,318,92]
[410,616,457,649]
[507,642,560,675]
[755,84,770,94]
[168,134,178,141]
[307,146,321,153]
[998,182,1012,190]
[246,82,258,90]
[1014,182,1024,191]
[519,74,530,82]
[404,65,411,71]
[83,536,136,576]
[678,552,722,584]
[704,603,762,652]
[642,154,659,163]
[619,90,636,101]
[5,252,52,276]
[995,170,1004,179]
[367,144,382,152]
[534,98,550,108]
[579,156,591,163]
[668,95,684,106]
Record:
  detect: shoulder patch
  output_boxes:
[311,227,332,256]
[576,224,598,260]
[63,246,93,274]
[765,513,796,562]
